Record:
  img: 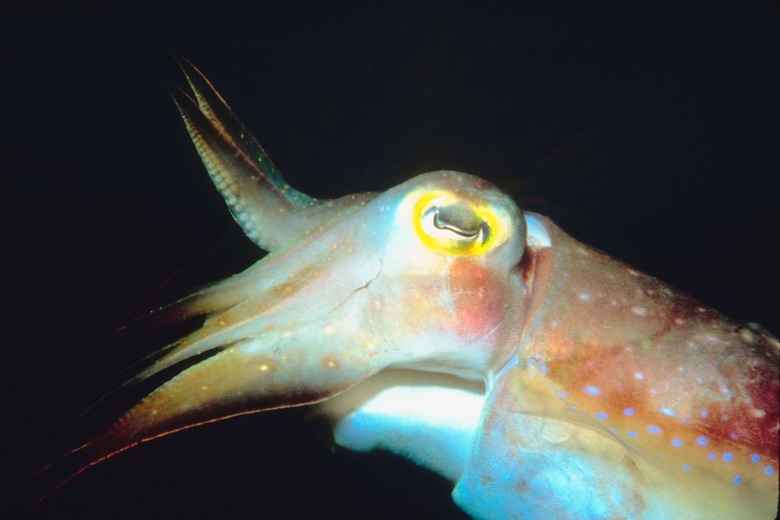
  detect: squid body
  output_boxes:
[48,60,779,519]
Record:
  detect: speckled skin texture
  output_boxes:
[454,221,778,519]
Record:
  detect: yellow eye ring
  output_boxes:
[413,192,502,256]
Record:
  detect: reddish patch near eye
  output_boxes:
[449,258,505,341]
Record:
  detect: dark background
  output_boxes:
[3,2,779,518]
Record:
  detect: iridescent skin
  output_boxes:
[45,59,779,519]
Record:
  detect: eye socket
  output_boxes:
[413,192,501,256]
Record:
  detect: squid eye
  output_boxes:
[425,202,485,238]
[414,193,500,256]
[421,203,489,243]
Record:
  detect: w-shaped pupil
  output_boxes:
[432,202,483,238]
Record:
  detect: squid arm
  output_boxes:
[37,60,779,519]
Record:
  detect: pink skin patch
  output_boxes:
[449,258,506,342]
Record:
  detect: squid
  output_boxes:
[43,59,778,519]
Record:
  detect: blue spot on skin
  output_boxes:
[765,466,774,476]
[750,454,760,463]
[723,452,733,462]
[648,425,661,435]
[696,436,708,446]
[708,453,716,461]
[556,390,570,398]
[660,407,676,417]
[540,363,549,374]
[627,431,638,438]
[672,439,682,447]
[683,465,691,471]
[584,385,601,396]
[623,408,635,416]
[733,475,742,484]
[596,412,608,420]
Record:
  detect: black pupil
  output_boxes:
[432,202,483,239]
